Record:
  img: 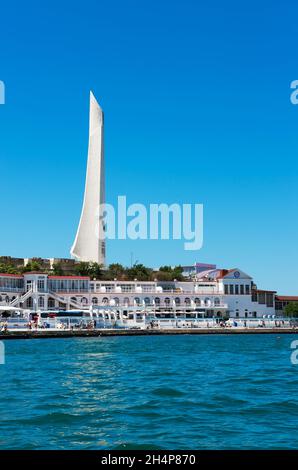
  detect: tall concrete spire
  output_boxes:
[70,91,106,265]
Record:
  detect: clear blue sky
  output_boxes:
[0,0,297,294]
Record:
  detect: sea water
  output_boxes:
[0,334,298,449]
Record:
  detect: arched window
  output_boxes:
[38,297,44,308]
[154,297,160,305]
[102,297,109,305]
[134,297,141,305]
[81,297,88,305]
[5,295,9,303]
[123,297,130,306]
[194,297,201,306]
[26,297,33,308]
[184,297,191,305]
[144,297,151,305]
[164,297,171,305]
[113,297,120,306]
[205,297,211,306]
[214,298,220,306]
[175,297,181,305]
[92,297,98,305]
[48,298,55,308]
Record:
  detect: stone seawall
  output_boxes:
[0,328,297,340]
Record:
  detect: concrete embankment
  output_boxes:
[0,328,297,340]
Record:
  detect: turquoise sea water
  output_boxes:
[0,334,298,450]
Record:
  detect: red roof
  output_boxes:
[215,269,230,279]
[276,296,298,301]
[0,273,23,278]
[0,273,90,280]
[255,289,277,293]
[48,276,90,280]
[23,271,48,275]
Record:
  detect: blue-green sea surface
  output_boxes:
[0,334,298,450]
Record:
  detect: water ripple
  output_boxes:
[0,335,298,449]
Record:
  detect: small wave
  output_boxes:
[113,442,165,450]
[241,400,298,416]
[152,387,185,397]
[16,412,89,426]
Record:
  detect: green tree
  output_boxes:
[172,265,184,281]
[126,263,152,281]
[284,302,298,318]
[159,265,172,272]
[5,265,18,274]
[0,263,9,273]
[52,263,64,276]
[107,263,126,279]
[88,262,103,279]
[156,265,184,281]
[21,261,41,273]
[153,270,172,281]
[74,261,103,279]
[74,262,91,276]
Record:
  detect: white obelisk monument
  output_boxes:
[70,91,106,265]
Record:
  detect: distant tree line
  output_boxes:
[70,262,185,281]
[0,258,42,274]
[0,257,185,281]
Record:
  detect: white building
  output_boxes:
[0,267,276,319]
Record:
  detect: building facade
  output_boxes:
[0,267,276,319]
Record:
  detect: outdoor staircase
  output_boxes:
[10,289,33,307]
[48,291,83,309]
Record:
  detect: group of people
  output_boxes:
[27,320,39,330]
[56,319,97,330]
[0,321,8,333]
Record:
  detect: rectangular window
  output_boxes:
[141,284,155,292]
[101,284,113,292]
[266,293,274,307]
[258,292,266,304]
[229,285,234,295]
[37,280,45,291]
[120,284,134,293]
[80,281,89,291]
[71,280,78,291]
[235,285,239,295]
[240,285,244,295]
[245,285,250,295]
[224,285,228,295]
[252,290,257,302]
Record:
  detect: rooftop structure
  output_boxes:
[182,262,217,278]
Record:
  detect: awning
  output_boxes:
[0,306,24,312]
